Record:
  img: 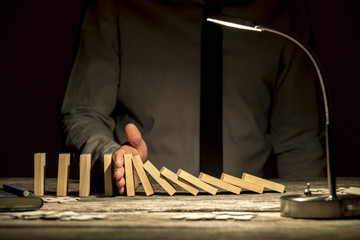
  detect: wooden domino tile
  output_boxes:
[221,173,264,194]
[242,173,285,193]
[160,167,199,196]
[79,154,91,197]
[56,153,70,197]
[177,169,218,195]
[132,155,154,196]
[103,153,113,197]
[124,153,135,197]
[143,160,176,196]
[199,172,241,194]
[34,153,46,196]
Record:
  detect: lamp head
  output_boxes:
[206,14,263,32]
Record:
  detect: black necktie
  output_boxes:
[200,0,223,178]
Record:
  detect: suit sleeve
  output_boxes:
[269,3,326,177]
[59,0,121,170]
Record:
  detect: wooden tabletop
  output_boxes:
[0,177,359,240]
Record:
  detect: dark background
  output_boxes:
[0,1,359,178]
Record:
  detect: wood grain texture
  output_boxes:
[177,169,218,195]
[242,173,285,193]
[34,153,46,196]
[79,154,91,197]
[199,172,241,194]
[221,173,264,194]
[57,153,70,196]
[160,167,199,196]
[1,178,359,240]
[103,153,113,197]
[143,160,176,196]
[132,155,154,196]
[124,153,135,197]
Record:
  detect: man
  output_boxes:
[60,0,326,194]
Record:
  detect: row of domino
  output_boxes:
[34,153,94,197]
[33,153,285,197]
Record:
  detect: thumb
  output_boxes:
[125,123,147,158]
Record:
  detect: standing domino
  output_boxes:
[79,154,91,197]
[57,153,70,196]
[124,153,135,196]
[34,153,46,196]
[103,153,113,196]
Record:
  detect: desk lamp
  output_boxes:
[207,15,360,219]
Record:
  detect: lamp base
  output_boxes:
[280,194,360,219]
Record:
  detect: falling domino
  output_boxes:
[199,172,241,194]
[160,167,199,196]
[32,150,286,198]
[34,153,46,196]
[221,173,264,194]
[143,160,176,196]
[132,155,154,196]
[177,169,218,195]
[124,153,135,197]
[242,173,285,193]
[103,153,113,197]
[56,153,70,196]
[79,154,91,197]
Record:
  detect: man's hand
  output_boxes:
[113,123,148,194]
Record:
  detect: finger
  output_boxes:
[125,123,143,148]
[116,177,125,192]
[114,166,124,179]
[125,123,148,159]
[119,186,125,195]
[113,149,125,169]
[118,177,125,188]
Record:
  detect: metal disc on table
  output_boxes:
[280,194,360,219]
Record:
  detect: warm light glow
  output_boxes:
[206,18,262,32]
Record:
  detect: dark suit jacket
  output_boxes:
[60,0,325,178]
